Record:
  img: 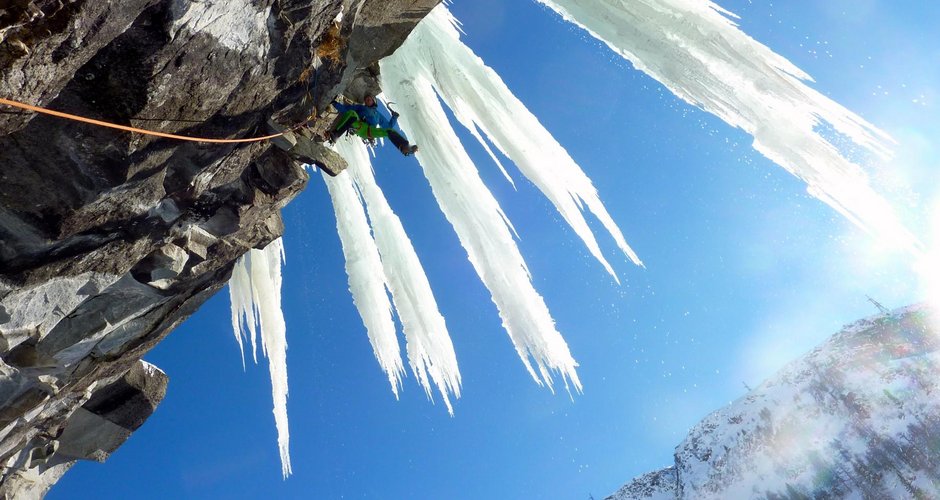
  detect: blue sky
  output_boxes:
[53,1,939,498]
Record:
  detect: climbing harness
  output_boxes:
[332,109,394,148]
[0,97,314,144]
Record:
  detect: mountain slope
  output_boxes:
[611,305,940,499]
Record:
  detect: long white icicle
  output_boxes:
[322,168,406,396]
[381,58,582,393]
[229,255,257,369]
[537,0,920,252]
[229,238,292,478]
[333,137,462,413]
[388,7,642,280]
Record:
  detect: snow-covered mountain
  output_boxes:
[610,305,940,499]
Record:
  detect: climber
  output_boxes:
[329,95,419,156]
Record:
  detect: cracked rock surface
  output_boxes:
[0,0,439,495]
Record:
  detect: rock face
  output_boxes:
[0,0,438,495]
[0,360,167,497]
[609,305,940,499]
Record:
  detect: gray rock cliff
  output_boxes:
[0,0,438,495]
[609,305,940,499]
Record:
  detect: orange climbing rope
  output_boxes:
[0,97,304,144]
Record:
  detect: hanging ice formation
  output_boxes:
[387,8,642,276]
[229,238,292,477]
[536,0,921,253]
[380,5,648,393]
[320,157,405,396]
[322,137,461,413]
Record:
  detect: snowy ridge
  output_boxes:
[381,31,582,392]
[610,305,940,499]
[229,239,292,478]
[327,138,462,411]
[538,0,920,253]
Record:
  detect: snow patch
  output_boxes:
[170,0,271,59]
[139,360,165,378]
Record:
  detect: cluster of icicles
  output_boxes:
[229,2,909,477]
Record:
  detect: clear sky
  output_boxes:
[52,1,939,498]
